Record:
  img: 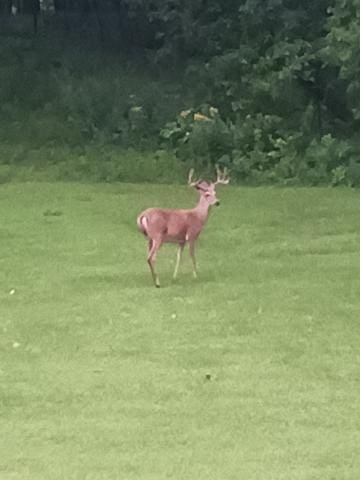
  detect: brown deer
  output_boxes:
[137,167,230,287]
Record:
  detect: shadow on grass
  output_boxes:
[73,270,218,290]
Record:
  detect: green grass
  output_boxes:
[1,182,360,479]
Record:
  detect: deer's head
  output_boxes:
[188,166,230,207]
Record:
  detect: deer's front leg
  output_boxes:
[189,241,198,279]
[173,243,185,280]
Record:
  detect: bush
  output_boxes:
[159,106,360,186]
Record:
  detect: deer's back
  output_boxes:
[138,208,202,243]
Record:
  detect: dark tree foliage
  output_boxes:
[1,0,360,185]
[0,0,12,14]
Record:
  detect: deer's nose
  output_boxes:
[215,200,220,206]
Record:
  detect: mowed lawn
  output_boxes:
[1,181,360,480]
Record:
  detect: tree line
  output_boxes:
[1,0,360,185]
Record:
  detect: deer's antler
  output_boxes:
[188,168,201,187]
[214,165,230,185]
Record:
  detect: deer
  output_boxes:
[137,166,230,287]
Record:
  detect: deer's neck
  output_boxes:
[193,195,211,222]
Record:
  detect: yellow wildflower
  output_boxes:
[194,113,211,122]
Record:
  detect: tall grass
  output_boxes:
[0,145,193,184]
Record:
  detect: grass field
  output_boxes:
[1,181,360,479]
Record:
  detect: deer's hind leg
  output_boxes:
[147,239,162,288]
[173,242,185,280]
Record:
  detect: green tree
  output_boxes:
[323,0,360,120]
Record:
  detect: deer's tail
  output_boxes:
[137,213,148,237]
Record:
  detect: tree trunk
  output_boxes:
[22,0,39,14]
[53,0,65,11]
[0,0,13,14]
[111,0,128,46]
[80,0,90,14]
[63,0,70,30]
[91,0,104,42]
[22,0,40,33]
